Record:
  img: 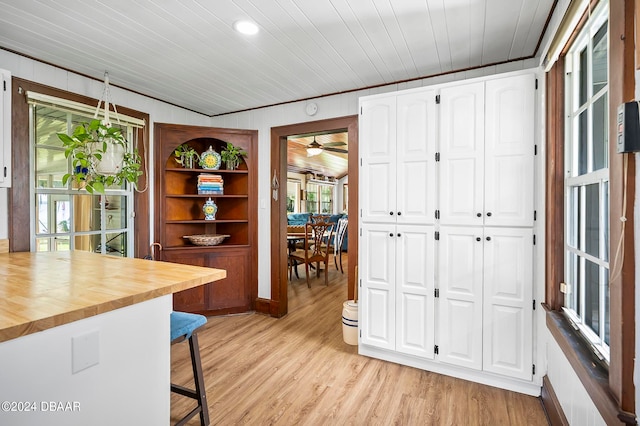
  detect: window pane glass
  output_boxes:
[103,196,126,230]
[105,232,127,257]
[566,252,578,311]
[592,94,608,171]
[585,184,600,257]
[36,194,50,234]
[604,271,610,345]
[578,110,588,175]
[568,187,579,248]
[54,236,70,252]
[592,22,608,94]
[584,259,600,335]
[35,148,67,188]
[35,238,50,252]
[73,194,98,232]
[54,197,70,233]
[579,47,588,106]
[75,234,99,253]
[34,106,67,146]
[604,181,609,262]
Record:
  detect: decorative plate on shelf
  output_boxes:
[183,234,230,246]
[200,146,221,170]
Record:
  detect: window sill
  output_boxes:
[544,305,635,425]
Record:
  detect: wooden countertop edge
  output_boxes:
[0,269,226,344]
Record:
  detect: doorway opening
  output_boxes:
[269,115,358,317]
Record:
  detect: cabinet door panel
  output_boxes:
[396,91,436,224]
[396,225,435,359]
[485,74,535,226]
[439,82,485,226]
[438,226,483,370]
[483,227,533,380]
[360,96,397,223]
[360,224,396,349]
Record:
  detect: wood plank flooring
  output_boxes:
[171,254,549,425]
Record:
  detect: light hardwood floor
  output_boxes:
[171,254,549,425]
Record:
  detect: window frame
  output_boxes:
[562,4,610,362]
[9,77,150,259]
[543,0,636,423]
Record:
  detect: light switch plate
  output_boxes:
[72,330,100,374]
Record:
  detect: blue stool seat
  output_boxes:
[170,311,209,426]
[171,312,207,341]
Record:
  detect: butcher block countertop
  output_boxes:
[0,251,226,343]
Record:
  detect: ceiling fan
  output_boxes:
[306,136,348,157]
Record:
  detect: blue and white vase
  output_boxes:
[202,198,217,220]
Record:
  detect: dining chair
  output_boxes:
[333,217,348,273]
[288,221,335,287]
[309,214,331,223]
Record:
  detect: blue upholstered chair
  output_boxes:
[170,311,209,426]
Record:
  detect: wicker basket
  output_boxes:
[183,234,230,246]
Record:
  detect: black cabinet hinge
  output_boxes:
[434,288,439,298]
[435,210,440,220]
[3,80,5,91]
[532,364,536,375]
[435,231,440,241]
[435,152,440,162]
[436,95,440,104]
[534,210,537,221]
[359,329,362,337]
[434,345,439,354]
[534,144,537,155]
[360,106,362,115]
[3,167,6,178]
[533,235,536,245]
[535,79,538,90]
[533,299,536,310]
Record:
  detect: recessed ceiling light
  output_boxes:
[233,20,259,35]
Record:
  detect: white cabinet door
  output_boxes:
[439,82,485,226]
[484,74,535,227]
[360,223,396,350]
[482,227,533,380]
[395,225,435,359]
[396,90,437,225]
[0,69,10,187]
[438,226,483,370]
[360,96,397,223]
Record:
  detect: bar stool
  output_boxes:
[170,311,210,426]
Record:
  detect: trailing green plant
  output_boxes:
[173,143,200,168]
[220,142,247,170]
[57,119,143,194]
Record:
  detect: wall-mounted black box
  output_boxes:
[617,101,640,153]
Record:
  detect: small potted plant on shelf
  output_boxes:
[220,142,247,170]
[57,119,143,194]
[173,143,200,169]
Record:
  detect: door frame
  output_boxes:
[269,115,358,317]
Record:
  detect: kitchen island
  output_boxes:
[0,250,225,426]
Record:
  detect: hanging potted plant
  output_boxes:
[57,119,143,194]
[220,142,247,170]
[173,143,200,169]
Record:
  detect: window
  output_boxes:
[286,179,301,213]
[28,96,142,256]
[305,182,334,214]
[563,3,610,361]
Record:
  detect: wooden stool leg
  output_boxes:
[189,332,209,426]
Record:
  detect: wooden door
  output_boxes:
[396,90,437,225]
[438,226,483,370]
[439,82,485,226]
[360,223,396,350]
[482,227,533,380]
[484,74,536,227]
[395,224,435,359]
[359,96,397,224]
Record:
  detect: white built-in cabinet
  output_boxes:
[0,69,11,187]
[359,71,537,393]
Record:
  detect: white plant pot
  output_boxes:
[89,142,126,175]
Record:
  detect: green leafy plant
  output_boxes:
[173,143,200,168]
[57,119,142,194]
[220,142,247,170]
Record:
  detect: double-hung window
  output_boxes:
[563,2,610,361]
[28,93,143,256]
